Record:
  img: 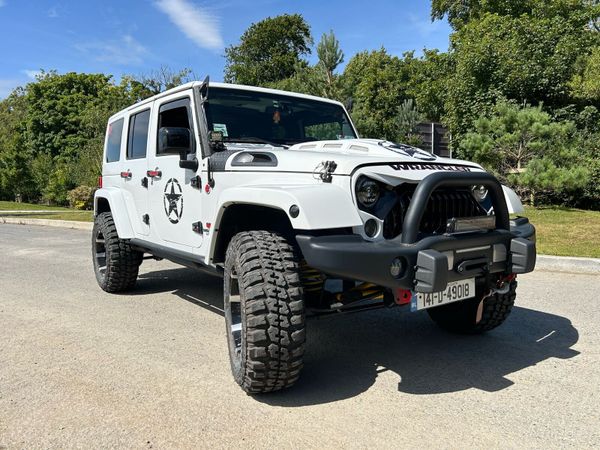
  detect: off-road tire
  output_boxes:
[92,212,142,293]
[427,280,517,334]
[224,231,305,394]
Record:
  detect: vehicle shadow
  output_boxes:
[136,267,224,316]
[135,267,580,406]
[261,306,579,406]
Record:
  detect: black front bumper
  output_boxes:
[296,171,536,293]
[296,219,535,293]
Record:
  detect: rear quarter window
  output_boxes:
[127,109,151,159]
[105,118,124,163]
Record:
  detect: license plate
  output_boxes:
[411,278,475,312]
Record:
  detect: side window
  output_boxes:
[157,98,192,155]
[105,118,124,163]
[127,109,151,159]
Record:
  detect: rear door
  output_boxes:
[121,105,151,236]
[146,92,203,249]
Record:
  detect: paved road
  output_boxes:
[1,224,599,449]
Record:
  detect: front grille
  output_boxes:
[383,186,488,239]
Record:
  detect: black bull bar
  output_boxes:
[296,172,536,293]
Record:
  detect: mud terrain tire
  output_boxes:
[92,212,142,292]
[224,231,305,394]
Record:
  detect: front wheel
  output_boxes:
[224,231,305,394]
[427,280,517,334]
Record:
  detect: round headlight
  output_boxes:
[356,177,380,208]
[472,185,488,203]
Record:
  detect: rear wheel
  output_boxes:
[427,280,517,334]
[92,212,142,292]
[224,231,305,394]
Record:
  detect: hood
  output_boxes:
[283,139,482,175]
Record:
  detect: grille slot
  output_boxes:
[383,186,488,239]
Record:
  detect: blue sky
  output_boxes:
[0,0,451,98]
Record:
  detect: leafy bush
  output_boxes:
[67,185,95,210]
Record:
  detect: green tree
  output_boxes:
[0,89,35,200]
[271,31,345,100]
[570,46,600,102]
[224,14,313,86]
[269,63,324,97]
[431,0,599,29]
[444,11,599,140]
[24,71,115,159]
[342,48,409,140]
[317,30,344,98]
[396,99,423,146]
[130,65,194,96]
[404,49,453,122]
[459,101,590,204]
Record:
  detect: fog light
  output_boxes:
[364,219,378,237]
[390,258,404,278]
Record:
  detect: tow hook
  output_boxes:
[493,273,517,295]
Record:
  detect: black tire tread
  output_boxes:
[427,280,517,334]
[226,231,305,393]
[93,212,142,293]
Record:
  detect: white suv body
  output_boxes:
[93,81,536,393]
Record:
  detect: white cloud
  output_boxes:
[48,6,58,18]
[0,0,6,7]
[75,35,148,65]
[155,0,223,51]
[22,69,42,80]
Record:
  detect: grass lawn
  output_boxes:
[0,200,75,211]
[0,201,93,222]
[519,206,600,258]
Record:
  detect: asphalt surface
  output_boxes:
[1,224,599,449]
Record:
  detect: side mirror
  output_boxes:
[158,127,192,155]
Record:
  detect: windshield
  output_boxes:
[203,87,357,146]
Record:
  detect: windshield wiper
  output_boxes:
[225,137,289,149]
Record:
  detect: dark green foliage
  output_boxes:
[0,68,189,204]
[25,71,114,159]
[270,30,346,101]
[342,49,410,140]
[224,14,313,86]
[0,89,35,201]
[445,12,598,140]
[431,0,600,30]
[404,50,453,123]
[459,101,590,205]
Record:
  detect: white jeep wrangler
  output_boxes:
[93,80,536,394]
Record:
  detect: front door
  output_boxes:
[147,93,203,249]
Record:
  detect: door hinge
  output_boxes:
[190,175,201,189]
[141,177,148,188]
[142,214,150,225]
[192,221,203,234]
